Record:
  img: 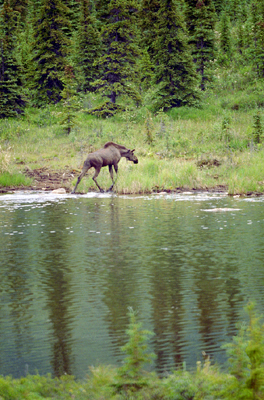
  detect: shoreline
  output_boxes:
[1,184,263,197]
[1,166,264,197]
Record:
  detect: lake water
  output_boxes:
[1,191,264,379]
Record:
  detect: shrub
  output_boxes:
[252,112,263,144]
[113,307,155,395]
[223,302,264,400]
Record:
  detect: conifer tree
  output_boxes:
[253,0,264,78]
[9,0,28,23]
[27,0,42,23]
[0,0,25,118]
[235,4,248,56]
[95,0,111,26]
[92,0,141,111]
[74,0,101,93]
[219,11,232,58]
[212,0,222,14]
[137,0,161,92]
[186,0,217,90]
[151,0,200,111]
[64,0,80,33]
[139,0,161,58]
[137,47,155,92]
[113,308,155,394]
[27,0,72,106]
[60,65,79,135]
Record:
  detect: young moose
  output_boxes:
[71,142,138,193]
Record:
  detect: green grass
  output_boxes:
[0,171,32,187]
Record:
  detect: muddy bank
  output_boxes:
[0,167,79,193]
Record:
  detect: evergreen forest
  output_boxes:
[1,0,264,194]
[0,0,261,115]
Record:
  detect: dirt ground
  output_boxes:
[0,167,79,193]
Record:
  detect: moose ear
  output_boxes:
[131,149,135,152]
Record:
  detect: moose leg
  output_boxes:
[107,164,118,192]
[71,163,90,194]
[92,167,104,192]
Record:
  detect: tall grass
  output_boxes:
[0,172,32,187]
[227,150,264,194]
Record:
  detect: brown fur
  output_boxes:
[71,142,138,193]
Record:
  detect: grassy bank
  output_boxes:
[1,66,264,195]
[0,304,263,400]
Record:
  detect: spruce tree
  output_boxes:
[235,4,248,56]
[139,0,161,58]
[137,47,155,92]
[9,0,28,23]
[92,0,141,111]
[0,0,25,118]
[186,0,217,90]
[74,0,101,93]
[60,65,79,135]
[137,0,161,92]
[253,0,264,78]
[151,0,200,111]
[219,11,232,58]
[212,0,222,14]
[64,0,80,33]
[27,0,72,106]
[95,0,111,26]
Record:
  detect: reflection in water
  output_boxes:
[151,255,185,374]
[7,262,33,370]
[1,193,264,378]
[225,277,242,338]
[39,208,75,377]
[43,265,74,377]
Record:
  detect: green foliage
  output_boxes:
[0,171,32,186]
[93,0,141,107]
[88,101,125,118]
[74,0,101,93]
[253,0,264,78]
[0,144,11,172]
[144,111,155,144]
[252,112,263,144]
[188,0,217,90]
[150,0,201,111]
[0,304,264,399]
[59,65,80,134]
[212,0,223,14]
[113,307,155,395]
[139,0,161,58]
[0,0,26,118]
[223,302,264,400]
[137,47,155,93]
[64,0,81,33]
[219,12,232,60]
[27,0,72,106]
[221,115,232,142]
